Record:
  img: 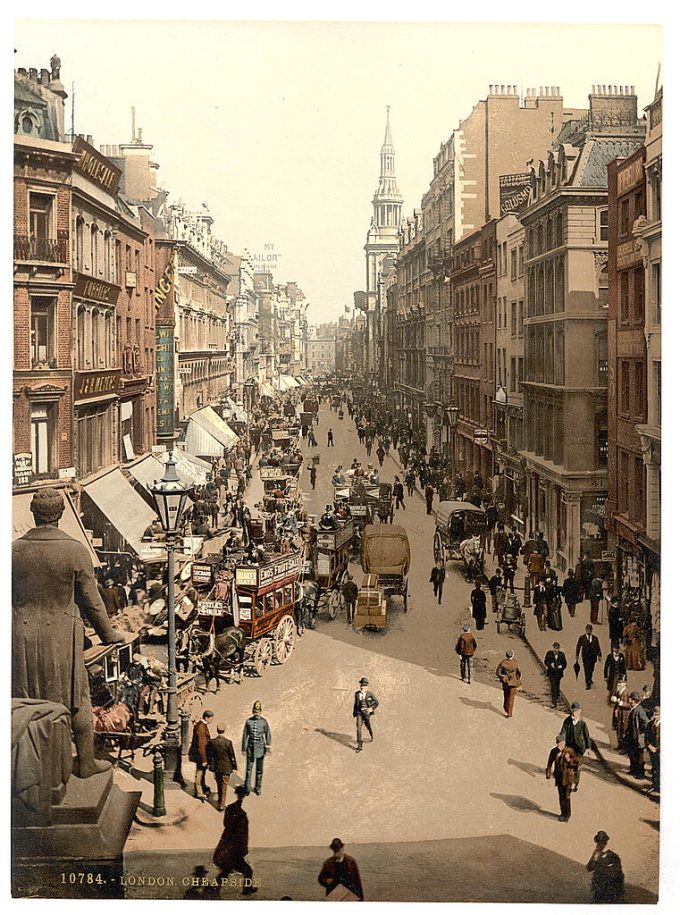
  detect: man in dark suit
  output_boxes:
[208,722,238,811]
[212,785,257,895]
[241,700,271,796]
[543,642,568,708]
[561,568,581,618]
[429,564,446,604]
[546,734,579,821]
[318,838,364,900]
[624,691,649,779]
[603,646,627,698]
[575,624,602,689]
[353,677,379,752]
[560,702,591,791]
[470,580,487,630]
[12,488,125,779]
[189,709,214,799]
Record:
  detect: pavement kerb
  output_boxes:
[519,597,655,800]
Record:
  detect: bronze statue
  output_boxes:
[12,488,125,778]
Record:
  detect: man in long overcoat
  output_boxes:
[12,488,124,778]
[546,735,579,821]
[242,700,271,795]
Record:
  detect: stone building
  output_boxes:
[305,329,336,376]
[393,210,426,429]
[606,87,662,660]
[519,86,645,571]
[231,252,259,405]
[492,211,527,529]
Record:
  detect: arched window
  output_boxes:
[545,260,554,314]
[555,258,565,311]
[527,228,534,259]
[597,263,609,308]
[90,224,99,275]
[536,264,545,315]
[75,216,85,272]
[77,306,86,368]
[103,231,112,281]
[105,311,113,367]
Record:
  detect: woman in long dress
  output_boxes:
[546,584,563,631]
[623,618,646,670]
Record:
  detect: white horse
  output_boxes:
[460,535,483,579]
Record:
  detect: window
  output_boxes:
[29,193,52,239]
[518,357,524,384]
[618,450,629,513]
[633,456,645,523]
[633,267,644,323]
[620,272,629,323]
[620,361,630,414]
[598,264,609,308]
[634,190,644,220]
[633,361,645,418]
[546,218,553,250]
[555,214,563,247]
[651,262,661,325]
[503,297,507,328]
[518,300,524,337]
[653,360,661,424]
[511,300,517,337]
[90,225,99,274]
[75,217,85,271]
[30,297,55,366]
[511,249,517,280]
[598,209,609,242]
[518,244,524,276]
[511,357,517,392]
[502,242,508,276]
[619,199,630,236]
[555,327,565,385]
[31,405,54,474]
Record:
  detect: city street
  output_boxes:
[122,404,659,902]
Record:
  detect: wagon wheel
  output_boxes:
[273,615,296,664]
[433,531,443,564]
[327,589,343,621]
[252,638,273,675]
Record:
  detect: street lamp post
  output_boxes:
[148,452,190,785]
[445,405,460,476]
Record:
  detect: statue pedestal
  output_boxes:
[12,769,141,898]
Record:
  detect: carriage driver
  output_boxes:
[241,700,272,796]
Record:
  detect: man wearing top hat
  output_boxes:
[241,700,271,795]
[353,677,379,752]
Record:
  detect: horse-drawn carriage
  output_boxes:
[355,524,410,629]
[260,465,301,513]
[311,517,354,590]
[333,477,381,531]
[433,501,487,577]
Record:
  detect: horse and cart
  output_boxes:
[354,524,410,630]
[300,516,354,622]
[433,501,487,580]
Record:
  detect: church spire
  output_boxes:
[373,106,402,227]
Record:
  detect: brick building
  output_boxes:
[13,64,76,483]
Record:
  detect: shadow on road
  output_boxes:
[640,817,660,832]
[490,792,557,819]
[507,758,545,778]
[315,727,356,751]
[459,696,506,717]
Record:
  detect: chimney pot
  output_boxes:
[29,67,38,80]
[489,84,493,94]
[632,85,635,94]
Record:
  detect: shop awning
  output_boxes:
[13,488,100,566]
[260,382,278,399]
[184,406,240,458]
[282,375,299,389]
[82,467,162,560]
[125,453,197,491]
[294,376,307,387]
[172,449,212,485]
[222,397,248,424]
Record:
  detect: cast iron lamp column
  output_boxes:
[148,452,190,784]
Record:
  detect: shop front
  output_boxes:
[73,368,121,479]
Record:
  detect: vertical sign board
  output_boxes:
[13,453,33,487]
[156,326,175,439]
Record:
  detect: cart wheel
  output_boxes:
[433,531,443,564]
[328,589,343,620]
[252,638,273,675]
[274,615,296,664]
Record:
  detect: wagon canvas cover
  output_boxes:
[360,524,411,576]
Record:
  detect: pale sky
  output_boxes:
[13,18,661,323]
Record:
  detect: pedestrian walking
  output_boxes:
[546,578,563,631]
[405,469,415,497]
[560,702,590,791]
[212,785,258,896]
[545,734,579,822]
[188,709,215,800]
[207,723,238,811]
[580,551,595,599]
[527,547,545,588]
[502,553,516,593]
[470,579,487,630]
[543,642,567,708]
[393,477,405,511]
[487,567,503,614]
[622,617,646,670]
[645,706,661,794]
[425,483,434,515]
[241,700,271,795]
[341,575,359,624]
[353,676,379,752]
[309,465,317,490]
[561,569,580,618]
[603,646,627,698]
[496,650,522,718]
[623,691,649,779]
[533,577,549,631]
[429,563,446,605]
[589,575,604,624]
[607,596,624,648]
[455,623,477,683]
[318,838,364,901]
[376,444,385,467]
[575,624,602,689]
[586,831,624,904]
[308,429,317,447]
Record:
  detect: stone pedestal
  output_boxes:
[12,769,141,898]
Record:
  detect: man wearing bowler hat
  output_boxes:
[353,677,379,752]
[318,838,364,900]
[241,700,271,795]
[586,831,624,903]
[560,702,591,792]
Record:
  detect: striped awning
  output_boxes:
[82,467,161,560]
[260,382,278,399]
[184,406,239,457]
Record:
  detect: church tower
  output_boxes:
[364,107,403,375]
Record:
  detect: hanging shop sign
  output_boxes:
[154,258,175,310]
